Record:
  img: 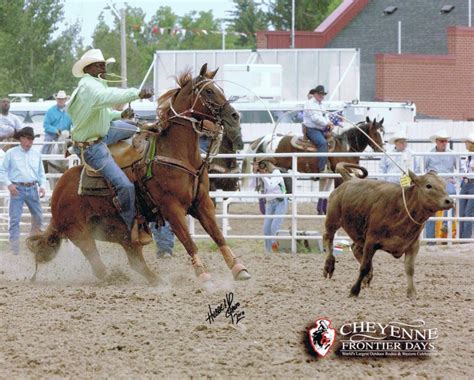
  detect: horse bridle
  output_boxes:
[168,76,228,139]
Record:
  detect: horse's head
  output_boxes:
[160,63,242,149]
[365,116,385,152]
[194,64,243,150]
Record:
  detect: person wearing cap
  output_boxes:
[303,85,332,173]
[0,97,23,142]
[41,90,73,155]
[0,127,46,255]
[459,133,474,239]
[251,157,288,253]
[379,130,420,184]
[67,49,154,245]
[424,129,457,244]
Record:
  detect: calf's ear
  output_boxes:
[408,170,418,185]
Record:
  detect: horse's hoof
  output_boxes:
[197,272,215,292]
[198,272,212,283]
[232,263,251,281]
[349,287,360,298]
[323,256,335,279]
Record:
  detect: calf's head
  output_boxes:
[408,171,454,213]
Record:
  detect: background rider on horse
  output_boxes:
[67,49,154,245]
[303,85,333,172]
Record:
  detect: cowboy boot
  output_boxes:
[131,219,153,245]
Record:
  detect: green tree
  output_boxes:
[265,0,343,31]
[227,0,268,48]
[0,0,82,99]
[92,5,153,88]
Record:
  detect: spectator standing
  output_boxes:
[303,85,333,172]
[252,157,288,253]
[379,130,420,183]
[424,129,457,244]
[0,97,22,143]
[459,132,474,239]
[150,221,175,258]
[0,127,46,255]
[41,91,72,154]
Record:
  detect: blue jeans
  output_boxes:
[73,120,137,230]
[9,185,43,254]
[199,136,210,153]
[306,128,328,172]
[425,181,456,242]
[41,132,58,154]
[459,181,474,239]
[150,221,175,253]
[263,198,288,252]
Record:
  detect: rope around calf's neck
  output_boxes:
[401,186,424,225]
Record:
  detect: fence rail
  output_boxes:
[0,149,473,252]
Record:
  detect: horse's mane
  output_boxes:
[157,69,194,126]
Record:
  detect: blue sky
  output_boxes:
[63,0,236,46]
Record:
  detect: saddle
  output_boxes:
[78,133,149,196]
[289,133,336,153]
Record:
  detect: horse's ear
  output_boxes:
[208,67,219,79]
[199,63,208,77]
[366,116,371,123]
[372,117,377,125]
[379,118,384,125]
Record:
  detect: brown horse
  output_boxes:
[242,117,385,189]
[27,64,251,285]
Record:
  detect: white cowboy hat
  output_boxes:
[55,90,67,99]
[464,132,474,143]
[72,49,116,78]
[388,130,408,144]
[429,129,451,143]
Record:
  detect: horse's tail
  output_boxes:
[26,224,62,263]
[335,162,368,182]
[241,136,265,190]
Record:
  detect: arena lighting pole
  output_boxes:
[221,22,226,50]
[291,0,295,48]
[106,2,127,88]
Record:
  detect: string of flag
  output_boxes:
[131,24,250,37]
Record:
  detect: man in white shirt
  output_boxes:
[0,97,23,141]
[303,85,333,172]
[424,129,457,244]
[0,127,46,255]
[379,131,420,183]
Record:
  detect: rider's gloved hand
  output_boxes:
[139,88,154,99]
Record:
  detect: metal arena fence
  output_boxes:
[0,144,473,253]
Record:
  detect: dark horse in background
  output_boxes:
[208,122,243,193]
[242,117,385,189]
[28,64,251,285]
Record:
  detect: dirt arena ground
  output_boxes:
[0,203,473,378]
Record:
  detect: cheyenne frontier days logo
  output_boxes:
[339,319,438,357]
[306,319,438,358]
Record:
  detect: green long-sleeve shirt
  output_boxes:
[67,74,139,142]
